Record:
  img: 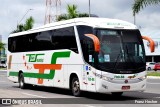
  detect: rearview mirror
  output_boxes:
[84,34,100,53]
[142,36,155,53]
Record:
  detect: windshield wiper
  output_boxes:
[112,50,123,73]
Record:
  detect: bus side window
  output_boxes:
[77,25,94,64]
[35,31,53,51]
[52,29,63,49]
[82,39,95,64]
[62,27,78,53]
[8,37,21,52]
[52,27,78,53]
[8,38,13,52]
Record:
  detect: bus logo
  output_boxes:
[26,54,44,62]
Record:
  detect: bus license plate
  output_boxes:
[122,86,130,90]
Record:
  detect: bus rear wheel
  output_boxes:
[19,73,26,89]
[71,77,81,97]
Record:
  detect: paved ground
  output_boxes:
[0,71,160,107]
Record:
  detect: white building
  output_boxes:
[143,38,160,62]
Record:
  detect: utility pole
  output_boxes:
[134,14,136,25]
[89,0,91,17]
[18,9,33,25]
[133,0,136,25]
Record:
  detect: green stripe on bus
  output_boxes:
[50,51,71,78]
[9,51,71,79]
[9,72,18,76]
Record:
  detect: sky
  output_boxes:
[0,0,160,43]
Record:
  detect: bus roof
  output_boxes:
[9,17,137,37]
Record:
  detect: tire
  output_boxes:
[19,73,26,89]
[71,77,81,97]
[111,92,123,96]
[147,67,151,71]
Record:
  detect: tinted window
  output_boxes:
[8,27,78,53]
[77,25,94,64]
[35,31,53,51]
[53,27,78,53]
[150,63,155,65]
[8,33,38,52]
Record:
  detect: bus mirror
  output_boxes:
[84,34,100,53]
[142,36,155,53]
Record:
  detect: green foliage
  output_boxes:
[57,14,68,21]
[132,0,160,16]
[147,71,160,77]
[78,13,89,17]
[11,16,35,33]
[67,4,78,19]
[57,4,89,21]
[0,42,5,50]
[23,16,34,31]
[12,24,24,33]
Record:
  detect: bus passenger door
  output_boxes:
[81,37,97,92]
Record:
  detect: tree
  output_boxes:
[0,42,5,64]
[23,16,34,31]
[0,42,5,51]
[57,4,89,21]
[12,24,24,33]
[12,16,35,33]
[132,0,160,16]
[78,13,89,17]
[67,4,78,19]
[57,14,68,21]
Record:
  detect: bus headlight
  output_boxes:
[102,76,108,81]
[102,75,113,81]
[138,75,147,81]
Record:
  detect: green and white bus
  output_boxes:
[8,18,154,96]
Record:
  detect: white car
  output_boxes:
[146,62,156,71]
[0,63,7,68]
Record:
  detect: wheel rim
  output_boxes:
[72,80,80,94]
[20,76,24,88]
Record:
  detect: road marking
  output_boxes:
[147,82,160,84]
[84,105,96,107]
[22,92,47,98]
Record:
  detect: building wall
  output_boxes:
[143,38,160,62]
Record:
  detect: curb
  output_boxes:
[147,76,160,79]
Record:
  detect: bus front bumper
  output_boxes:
[96,78,146,93]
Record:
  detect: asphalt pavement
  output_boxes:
[0,71,160,107]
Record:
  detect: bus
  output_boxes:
[7,18,155,97]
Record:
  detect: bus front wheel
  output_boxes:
[19,73,26,89]
[71,77,81,97]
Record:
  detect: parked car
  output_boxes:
[154,63,160,71]
[0,63,7,68]
[146,62,156,71]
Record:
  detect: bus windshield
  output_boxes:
[95,29,146,73]
[77,25,146,74]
